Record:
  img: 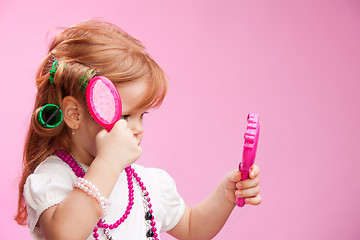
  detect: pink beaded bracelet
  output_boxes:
[73,178,111,217]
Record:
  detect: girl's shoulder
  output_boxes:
[131,164,178,188]
[132,164,171,179]
[32,154,79,180]
[35,155,65,169]
[24,155,78,234]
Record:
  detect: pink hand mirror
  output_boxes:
[86,76,122,132]
[236,113,260,207]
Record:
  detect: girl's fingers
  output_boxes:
[249,164,260,179]
[236,175,260,190]
[244,194,262,205]
[96,129,107,140]
[223,169,241,190]
[114,119,128,128]
[235,185,260,198]
[226,169,241,183]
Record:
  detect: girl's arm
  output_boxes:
[38,120,142,240]
[168,165,261,240]
[38,159,123,240]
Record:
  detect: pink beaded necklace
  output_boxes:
[56,150,159,240]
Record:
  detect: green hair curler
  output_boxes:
[38,104,63,128]
[49,60,59,84]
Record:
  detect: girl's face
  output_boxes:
[73,77,150,165]
[116,78,150,146]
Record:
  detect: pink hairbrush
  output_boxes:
[86,76,122,132]
[236,113,260,207]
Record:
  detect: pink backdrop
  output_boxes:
[1,0,359,239]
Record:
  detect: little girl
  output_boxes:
[15,20,261,240]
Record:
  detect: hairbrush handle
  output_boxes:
[236,168,251,207]
[236,113,260,207]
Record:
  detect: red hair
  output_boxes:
[15,20,167,225]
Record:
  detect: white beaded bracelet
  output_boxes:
[73,178,111,217]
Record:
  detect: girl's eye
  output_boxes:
[121,115,129,120]
[141,112,149,119]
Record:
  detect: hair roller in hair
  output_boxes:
[86,76,122,132]
[37,104,63,128]
[236,113,260,207]
[49,60,59,84]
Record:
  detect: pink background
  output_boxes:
[1,0,360,239]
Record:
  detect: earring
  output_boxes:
[72,125,76,135]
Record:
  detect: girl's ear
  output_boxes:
[62,96,83,130]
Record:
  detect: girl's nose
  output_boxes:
[128,119,143,136]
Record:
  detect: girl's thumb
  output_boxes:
[96,129,108,142]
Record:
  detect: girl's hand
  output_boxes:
[223,164,262,206]
[95,119,142,170]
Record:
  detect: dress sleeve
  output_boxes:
[153,168,186,232]
[24,156,76,233]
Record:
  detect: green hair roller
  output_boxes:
[80,69,95,90]
[38,104,63,128]
[49,60,59,84]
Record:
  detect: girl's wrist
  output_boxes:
[92,155,127,175]
[84,159,124,199]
